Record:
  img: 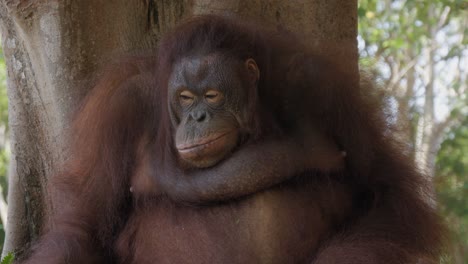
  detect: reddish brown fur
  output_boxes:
[20,15,444,264]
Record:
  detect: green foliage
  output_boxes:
[0,41,8,253]
[359,0,467,61]
[0,42,8,197]
[359,0,467,262]
[0,69,7,186]
[0,252,14,264]
[0,51,6,127]
[436,117,468,262]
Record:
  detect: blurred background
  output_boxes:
[0,0,466,262]
[358,0,467,262]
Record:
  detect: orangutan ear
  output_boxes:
[245,58,260,84]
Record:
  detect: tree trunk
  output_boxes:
[0,0,357,258]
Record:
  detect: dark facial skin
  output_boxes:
[169,54,255,168]
[156,54,346,204]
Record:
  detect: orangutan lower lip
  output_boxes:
[177,131,233,152]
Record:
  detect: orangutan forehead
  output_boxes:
[170,54,239,91]
[177,54,221,80]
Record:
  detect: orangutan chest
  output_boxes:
[115,182,352,264]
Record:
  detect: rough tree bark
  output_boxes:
[0,0,357,258]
